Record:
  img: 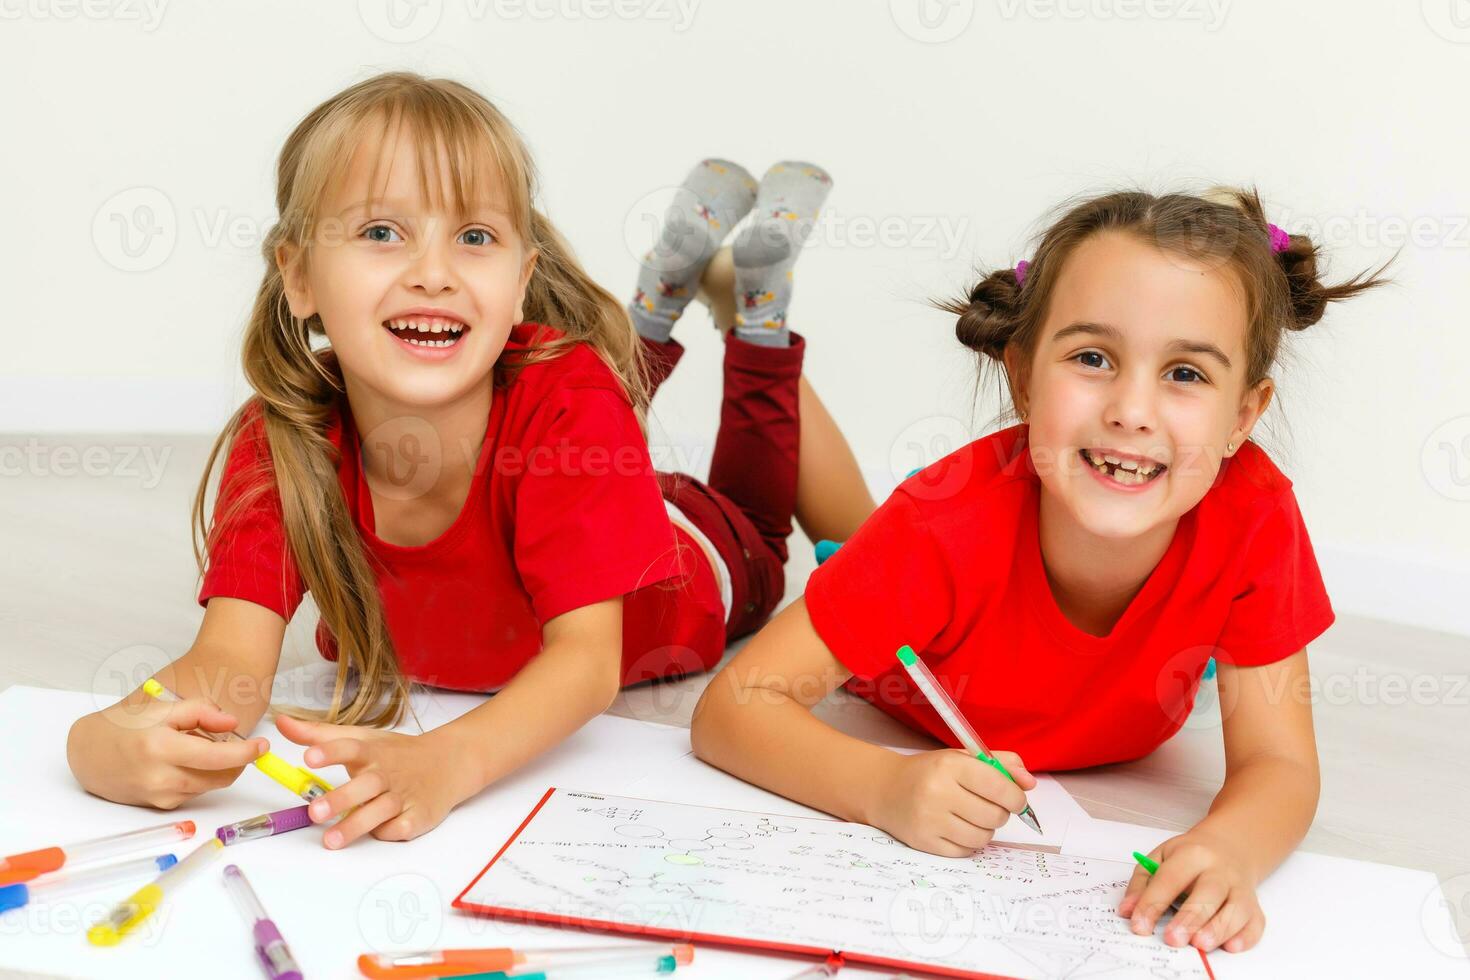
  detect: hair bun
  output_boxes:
[1275,233,1329,328]
[940,266,1024,360]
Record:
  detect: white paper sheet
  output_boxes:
[1060,816,1470,977]
[626,745,1090,849]
[457,789,1212,980]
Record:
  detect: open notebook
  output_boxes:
[454,789,1212,980]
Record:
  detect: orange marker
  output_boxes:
[358,943,694,979]
[0,820,195,886]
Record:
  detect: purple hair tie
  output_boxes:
[1267,223,1290,254]
[1014,259,1030,286]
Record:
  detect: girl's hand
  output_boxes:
[868,748,1036,857]
[275,714,474,848]
[1120,830,1266,953]
[66,697,269,809]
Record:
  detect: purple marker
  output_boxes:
[216,806,313,846]
[223,864,302,980]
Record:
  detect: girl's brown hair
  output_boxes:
[938,187,1390,422]
[193,71,647,727]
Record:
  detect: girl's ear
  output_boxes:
[1229,377,1274,453]
[514,247,539,324]
[275,242,317,321]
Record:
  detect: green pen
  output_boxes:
[1131,851,1186,914]
[894,645,1042,835]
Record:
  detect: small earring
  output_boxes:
[1227,441,1236,452]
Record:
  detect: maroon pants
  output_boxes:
[641,331,805,641]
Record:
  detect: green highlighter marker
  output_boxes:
[894,645,1043,835]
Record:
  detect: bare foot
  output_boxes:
[696,245,737,334]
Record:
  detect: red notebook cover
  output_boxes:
[452,788,1215,980]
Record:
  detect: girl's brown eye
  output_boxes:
[1169,366,1205,384]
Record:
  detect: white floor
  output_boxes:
[3,432,1467,944]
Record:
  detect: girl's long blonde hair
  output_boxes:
[193,71,648,727]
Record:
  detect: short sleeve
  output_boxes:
[1214,487,1334,667]
[511,385,682,625]
[803,489,956,680]
[197,407,306,621]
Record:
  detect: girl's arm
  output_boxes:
[276,596,627,847]
[66,597,286,807]
[1122,648,1319,953]
[690,597,1034,857]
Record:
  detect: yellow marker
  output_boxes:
[87,838,223,946]
[141,679,333,803]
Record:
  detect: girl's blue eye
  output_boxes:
[363,225,401,244]
[460,228,494,247]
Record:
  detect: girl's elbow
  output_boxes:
[689,682,729,763]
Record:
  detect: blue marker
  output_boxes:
[0,853,176,914]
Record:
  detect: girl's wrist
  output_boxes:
[424,723,490,807]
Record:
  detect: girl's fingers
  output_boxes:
[273,713,351,747]
[1119,860,1154,916]
[953,756,1028,816]
[322,788,401,850]
[1223,908,1266,952]
[303,737,363,770]
[1165,875,1229,947]
[164,698,237,734]
[1196,898,1255,953]
[181,765,244,793]
[942,813,996,852]
[1131,854,1200,934]
[168,731,269,771]
[309,769,386,824]
[990,750,1037,790]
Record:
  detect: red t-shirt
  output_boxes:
[804,424,1334,772]
[198,322,726,692]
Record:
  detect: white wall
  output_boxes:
[2,0,1468,636]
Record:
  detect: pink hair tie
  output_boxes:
[1014,259,1030,286]
[1267,223,1291,254]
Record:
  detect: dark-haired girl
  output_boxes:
[692,187,1388,955]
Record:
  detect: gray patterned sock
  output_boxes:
[629,159,757,343]
[732,161,833,348]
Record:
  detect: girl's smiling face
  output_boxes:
[277,120,537,410]
[1008,230,1274,541]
